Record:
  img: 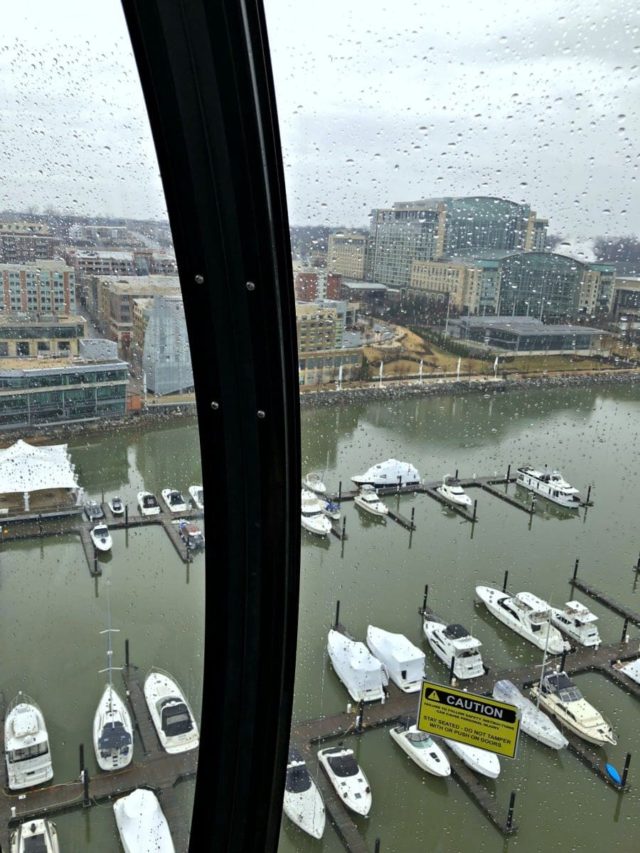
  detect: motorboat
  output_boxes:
[108,496,125,516]
[84,499,104,522]
[442,738,501,778]
[144,669,199,754]
[327,628,388,702]
[492,679,568,750]
[301,489,332,536]
[351,458,420,488]
[283,746,326,839]
[322,498,341,520]
[4,693,53,790]
[353,485,388,518]
[317,746,372,816]
[436,475,473,508]
[188,485,204,511]
[113,788,175,853]
[516,466,581,509]
[366,625,425,693]
[178,519,205,550]
[302,471,326,494]
[93,613,133,771]
[530,670,616,746]
[161,488,189,513]
[389,723,450,777]
[90,523,113,553]
[10,819,59,853]
[475,587,570,655]
[423,621,485,680]
[550,600,601,648]
[137,491,161,516]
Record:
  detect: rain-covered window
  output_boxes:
[266,0,640,850]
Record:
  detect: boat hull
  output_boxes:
[423,621,484,680]
[443,738,500,778]
[389,726,450,777]
[516,469,581,509]
[354,496,388,517]
[301,514,332,536]
[144,670,199,754]
[10,819,59,853]
[436,486,472,507]
[283,786,326,839]
[529,688,616,746]
[327,630,387,702]
[475,586,568,654]
[318,749,372,816]
[5,696,54,791]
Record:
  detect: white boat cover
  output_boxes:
[0,440,78,494]
[352,459,420,485]
[114,788,175,852]
[366,626,425,683]
[619,658,640,684]
[328,630,387,697]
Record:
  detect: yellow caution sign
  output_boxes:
[418,680,520,758]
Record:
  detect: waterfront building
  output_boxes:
[0,356,128,429]
[86,274,181,357]
[339,280,387,311]
[327,231,368,280]
[141,294,194,396]
[0,314,86,358]
[0,260,76,314]
[368,196,548,288]
[611,276,640,320]
[295,300,361,385]
[448,316,606,354]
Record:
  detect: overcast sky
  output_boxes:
[1,1,638,239]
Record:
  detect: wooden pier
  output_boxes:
[569,578,640,628]
[0,664,197,853]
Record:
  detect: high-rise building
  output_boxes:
[141,294,193,396]
[327,231,367,280]
[0,260,75,314]
[0,223,58,263]
[368,196,548,288]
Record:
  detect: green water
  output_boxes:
[5,384,640,851]
[281,383,640,853]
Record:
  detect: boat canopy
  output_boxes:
[351,459,420,485]
[98,722,132,755]
[0,439,78,495]
[22,831,48,853]
[285,761,312,794]
[160,700,194,737]
[325,751,358,777]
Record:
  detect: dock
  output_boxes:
[569,578,640,628]
[0,664,197,853]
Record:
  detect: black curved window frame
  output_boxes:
[121,1,300,850]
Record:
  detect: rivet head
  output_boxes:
[257,410,266,419]
[246,281,256,291]
[195,274,204,284]
[210,401,219,410]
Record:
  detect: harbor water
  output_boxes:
[3,383,640,850]
[281,382,640,853]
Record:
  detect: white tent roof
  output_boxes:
[0,440,78,494]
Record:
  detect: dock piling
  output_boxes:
[125,638,130,668]
[586,485,592,505]
[635,552,640,573]
[449,656,456,685]
[355,700,364,732]
[472,499,478,524]
[621,617,630,643]
[455,469,459,479]
[338,481,342,502]
[334,600,341,630]
[502,570,509,593]
[374,840,381,853]
[529,495,536,516]
[622,753,631,788]
[421,584,429,615]
[342,516,346,541]
[79,743,84,777]
[573,558,580,581]
[505,791,517,833]
[559,649,568,671]
[410,507,416,530]
[506,464,511,482]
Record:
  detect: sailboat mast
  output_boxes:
[99,579,121,716]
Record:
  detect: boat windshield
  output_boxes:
[143,495,157,506]
[170,492,183,503]
[285,762,312,793]
[406,731,433,748]
[160,701,194,737]
[24,836,48,853]
[8,743,49,762]
[545,673,582,701]
[326,752,358,777]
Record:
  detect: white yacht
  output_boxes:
[442,738,501,779]
[423,621,485,680]
[161,488,189,513]
[10,819,60,853]
[4,693,53,790]
[302,471,326,494]
[283,747,326,839]
[351,459,420,488]
[354,484,388,518]
[516,466,581,509]
[436,475,473,508]
[113,788,175,853]
[530,670,616,746]
[108,496,125,516]
[366,625,425,693]
[492,679,568,750]
[301,489,332,536]
[93,616,133,772]
[475,587,570,655]
[389,723,451,777]
[327,628,388,702]
[188,485,204,511]
[137,491,161,516]
[144,669,199,754]
[90,523,113,553]
[550,600,601,648]
[318,746,372,816]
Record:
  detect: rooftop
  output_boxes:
[0,356,127,373]
[452,316,606,336]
